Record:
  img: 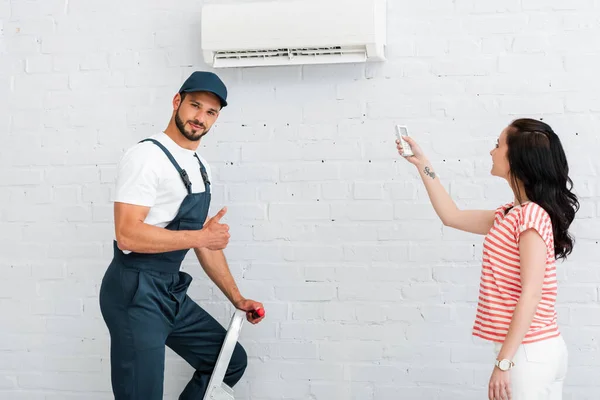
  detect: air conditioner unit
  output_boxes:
[200,0,387,68]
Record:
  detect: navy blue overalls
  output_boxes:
[99,139,247,400]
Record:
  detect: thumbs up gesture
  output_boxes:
[201,207,230,250]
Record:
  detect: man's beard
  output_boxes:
[175,107,209,141]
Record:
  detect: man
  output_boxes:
[99,71,265,399]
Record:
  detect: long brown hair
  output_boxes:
[506,118,579,260]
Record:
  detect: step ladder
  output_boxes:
[203,308,264,400]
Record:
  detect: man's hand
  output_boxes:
[200,207,230,250]
[233,298,265,324]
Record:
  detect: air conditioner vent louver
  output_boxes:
[212,46,369,67]
[215,46,365,60]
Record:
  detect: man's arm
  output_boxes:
[194,247,243,304]
[115,203,230,253]
[194,247,265,323]
[112,144,227,253]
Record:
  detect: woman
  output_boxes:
[396,119,579,400]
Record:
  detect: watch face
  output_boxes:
[499,360,510,370]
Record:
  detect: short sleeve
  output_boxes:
[112,144,160,207]
[515,203,553,246]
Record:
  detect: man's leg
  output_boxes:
[100,266,170,400]
[166,296,248,400]
[107,330,167,399]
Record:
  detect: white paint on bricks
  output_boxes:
[2,0,600,398]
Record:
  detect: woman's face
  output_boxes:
[490,128,510,180]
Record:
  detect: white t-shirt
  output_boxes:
[113,132,213,228]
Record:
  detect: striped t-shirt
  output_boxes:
[472,201,559,344]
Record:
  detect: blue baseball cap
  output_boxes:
[179,71,228,108]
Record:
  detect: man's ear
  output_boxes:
[173,93,183,110]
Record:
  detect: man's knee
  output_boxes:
[231,342,248,372]
[223,342,247,387]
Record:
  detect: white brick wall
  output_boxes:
[2,0,600,399]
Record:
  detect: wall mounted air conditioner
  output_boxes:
[201,0,387,68]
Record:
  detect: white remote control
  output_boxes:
[395,125,413,157]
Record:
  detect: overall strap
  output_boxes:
[140,139,192,194]
[193,153,211,194]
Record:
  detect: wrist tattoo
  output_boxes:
[424,166,436,179]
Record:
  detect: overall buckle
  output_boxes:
[180,169,192,191]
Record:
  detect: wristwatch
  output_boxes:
[495,359,514,371]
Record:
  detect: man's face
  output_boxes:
[174,91,221,141]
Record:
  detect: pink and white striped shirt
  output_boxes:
[473,201,559,344]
